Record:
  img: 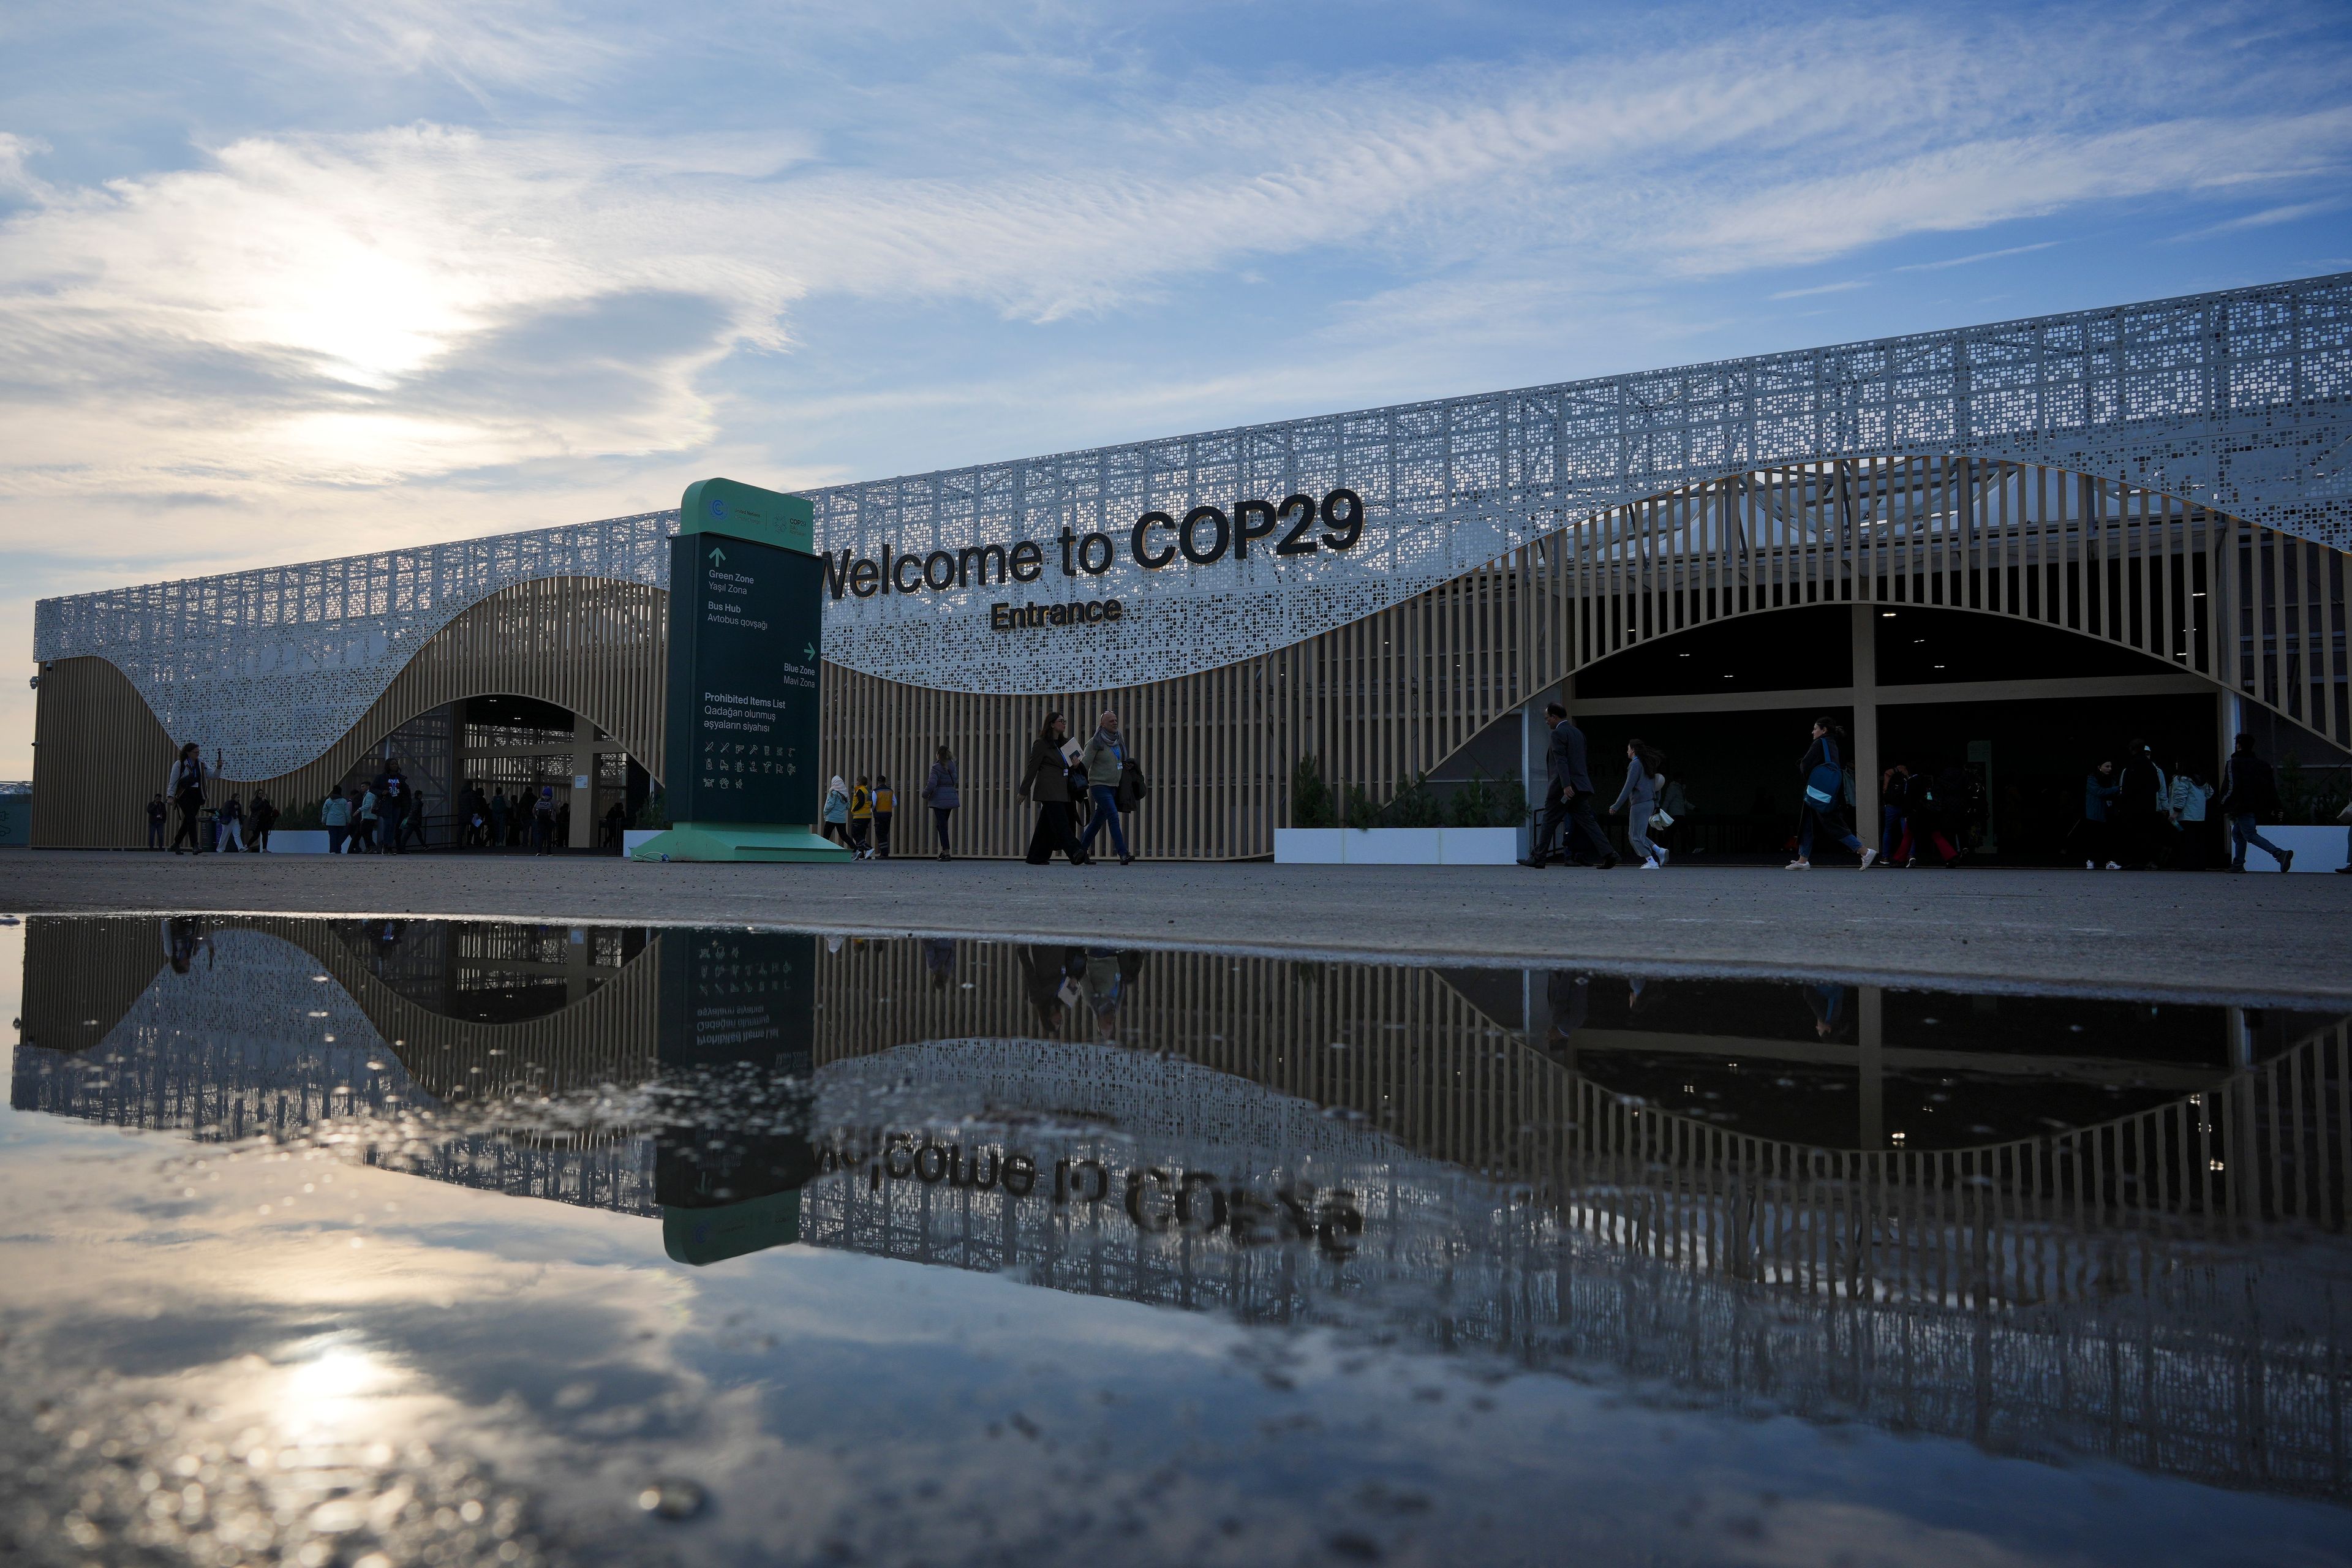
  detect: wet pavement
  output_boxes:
[2,913,2349,1567]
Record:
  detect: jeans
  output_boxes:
[328,826,347,854]
[2230,813,2290,870]
[932,806,954,856]
[1798,807,1864,861]
[148,820,165,849]
[1624,806,1660,864]
[875,813,892,858]
[1080,786,1129,858]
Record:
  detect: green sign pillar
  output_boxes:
[630,477,853,863]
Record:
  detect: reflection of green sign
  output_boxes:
[630,478,850,862]
[663,1189,801,1265]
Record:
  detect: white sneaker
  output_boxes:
[1656,848,1670,867]
[2105,861,2122,870]
[2085,861,2095,870]
[1640,858,1660,870]
[1859,848,1879,870]
[1784,859,1812,870]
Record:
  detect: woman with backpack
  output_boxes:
[922,747,960,860]
[1610,739,1668,870]
[1787,717,1877,870]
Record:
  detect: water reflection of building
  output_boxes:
[12,915,2352,1501]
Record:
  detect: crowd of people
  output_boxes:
[823,709,1150,865]
[141,714,2343,873]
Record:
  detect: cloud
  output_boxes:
[2170,197,2345,241]
[1892,241,2062,272]
[1770,280,1868,300]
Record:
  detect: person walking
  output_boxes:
[1019,711,1087,865]
[146,793,168,850]
[2218,734,2294,872]
[2115,740,2166,870]
[490,787,511,849]
[922,747,960,860]
[380,775,408,854]
[216,793,246,853]
[1894,766,1961,867]
[1519,702,1616,869]
[1788,717,1877,870]
[249,791,277,853]
[2081,760,2121,869]
[1878,764,1909,856]
[354,782,381,852]
[822,775,852,848]
[395,780,428,853]
[1610,739,1668,869]
[1079,710,1136,865]
[530,785,557,854]
[848,775,875,859]
[164,742,207,854]
[873,774,895,859]
[2168,763,2214,872]
[321,788,352,854]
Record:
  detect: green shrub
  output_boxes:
[1290,756,1336,828]
[1382,774,1445,828]
[1341,782,1379,830]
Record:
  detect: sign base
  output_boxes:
[628,823,853,863]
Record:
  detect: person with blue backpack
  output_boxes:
[1787,717,1877,870]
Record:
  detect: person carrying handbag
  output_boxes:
[1788,717,1877,870]
[1079,710,1136,865]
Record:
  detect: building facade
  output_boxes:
[29,273,2352,856]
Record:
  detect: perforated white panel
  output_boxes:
[37,273,2352,778]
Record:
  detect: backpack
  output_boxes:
[1803,739,1842,811]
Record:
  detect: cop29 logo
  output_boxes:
[823,488,1366,601]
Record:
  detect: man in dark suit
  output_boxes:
[1521,701,1618,869]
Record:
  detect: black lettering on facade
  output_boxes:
[850,559,880,597]
[1274,494,1319,556]
[823,548,856,597]
[1232,499,1277,559]
[1009,540,1044,582]
[1078,531,1114,575]
[923,550,957,590]
[959,543,1008,586]
[1131,511,1175,568]
[1180,505,1229,565]
[1321,488,1365,550]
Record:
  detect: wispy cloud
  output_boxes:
[1770,280,1868,300]
[2169,197,2345,241]
[1893,241,2061,272]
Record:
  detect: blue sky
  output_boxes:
[4,0,2351,775]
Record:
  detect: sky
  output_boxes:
[3,0,2351,779]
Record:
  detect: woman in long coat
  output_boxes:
[1018,712,1088,865]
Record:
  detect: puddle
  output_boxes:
[2,914,2349,1567]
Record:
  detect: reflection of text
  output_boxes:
[819,1131,1365,1253]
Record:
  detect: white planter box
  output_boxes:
[2259,824,2350,872]
[263,830,330,854]
[624,829,665,857]
[1439,827,1521,865]
[1273,826,1524,866]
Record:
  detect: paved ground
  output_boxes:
[6,848,2348,1004]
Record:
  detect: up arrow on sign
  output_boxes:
[709,546,728,565]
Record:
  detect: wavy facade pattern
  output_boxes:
[30,273,2352,788]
